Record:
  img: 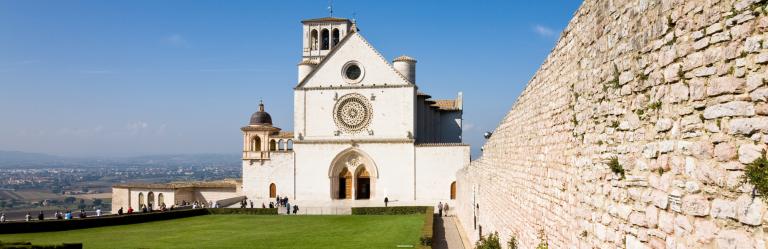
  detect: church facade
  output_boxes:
[242,17,469,208]
[112,17,469,212]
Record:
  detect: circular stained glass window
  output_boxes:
[333,93,372,132]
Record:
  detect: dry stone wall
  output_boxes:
[456,0,768,248]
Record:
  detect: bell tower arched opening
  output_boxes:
[321,29,330,50]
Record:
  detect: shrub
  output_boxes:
[608,157,625,180]
[351,206,429,215]
[536,230,548,249]
[744,156,768,202]
[508,235,518,249]
[474,232,501,249]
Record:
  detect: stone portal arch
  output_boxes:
[328,148,378,200]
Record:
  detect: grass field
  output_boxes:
[0,214,425,249]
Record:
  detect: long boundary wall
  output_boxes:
[457,0,768,248]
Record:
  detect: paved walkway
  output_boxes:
[433,216,465,249]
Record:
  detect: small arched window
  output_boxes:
[147,192,155,208]
[450,181,457,200]
[321,29,330,50]
[251,136,261,151]
[270,140,277,151]
[310,29,318,50]
[138,192,145,207]
[331,28,340,48]
[278,139,285,150]
[287,140,294,150]
[269,183,277,198]
[158,193,164,206]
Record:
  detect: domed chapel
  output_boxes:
[112,16,469,212]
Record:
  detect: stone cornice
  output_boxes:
[294,138,414,144]
[415,143,469,147]
[240,125,281,132]
[295,84,415,91]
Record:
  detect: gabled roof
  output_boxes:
[301,17,352,24]
[295,32,413,88]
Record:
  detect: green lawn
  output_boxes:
[0,215,425,249]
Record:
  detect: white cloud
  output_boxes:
[463,122,476,132]
[533,24,556,37]
[126,121,149,136]
[163,34,189,47]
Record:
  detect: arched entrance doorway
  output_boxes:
[338,168,352,199]
[328,148,378,200]
[355,167,370,199]
[269,183,277,198]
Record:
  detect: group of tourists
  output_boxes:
[192,200,213,209]
[5,208,103,222]
[270,195,299,214]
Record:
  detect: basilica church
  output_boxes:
[112,16,470,212]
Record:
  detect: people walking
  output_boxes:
[25,212,31,222]
[38,211,44,221]
[438,202,443,217]
[118,207,124,215]
[96,208,102,217]
[250,200,254,209]
[286,203,291,214]
[384,197,389,207]
[0,212,5,222]
[443,203,449,217]
[293,205,299,214]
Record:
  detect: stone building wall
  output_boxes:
[457,0,768,248]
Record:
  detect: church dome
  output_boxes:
[250,101,273,125]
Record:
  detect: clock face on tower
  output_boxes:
[333,93,372,133]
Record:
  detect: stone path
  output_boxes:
[433,216,465,249]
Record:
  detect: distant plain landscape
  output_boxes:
[0,151,241,220]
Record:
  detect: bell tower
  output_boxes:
[301,17,353,63]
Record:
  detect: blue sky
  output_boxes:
[0,1,581,157]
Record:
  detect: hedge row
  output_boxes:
[207,208,277,215]
[350,206,429,215]
[0,208,279,234]
[0,241,82,249]
[351,206,434,248]
[0,208,210,234]
[419,207,434,248]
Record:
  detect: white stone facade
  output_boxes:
[241,17,469,209]
[112,16,470,214]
